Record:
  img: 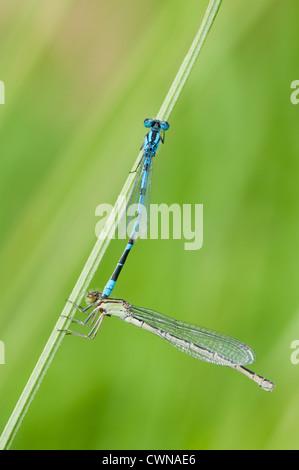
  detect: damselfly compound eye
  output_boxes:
[144,118,153,128]
[160,121,170,131]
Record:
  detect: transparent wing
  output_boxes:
[117,157,153,240]
[128,305,256,366]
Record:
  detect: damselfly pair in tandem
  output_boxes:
[62,118,274,392]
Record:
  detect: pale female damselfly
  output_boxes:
[63,291,275,392]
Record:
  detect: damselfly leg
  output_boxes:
[62,310,106,339]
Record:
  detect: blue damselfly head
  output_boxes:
[144,118,170,130]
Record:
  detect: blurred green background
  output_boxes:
[0,0,299,450]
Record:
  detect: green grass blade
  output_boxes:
[157,0,222,121]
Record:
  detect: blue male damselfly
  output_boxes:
[102,118,169,299]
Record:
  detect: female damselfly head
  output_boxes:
[144,118,170,131]
[86,291,102,304]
